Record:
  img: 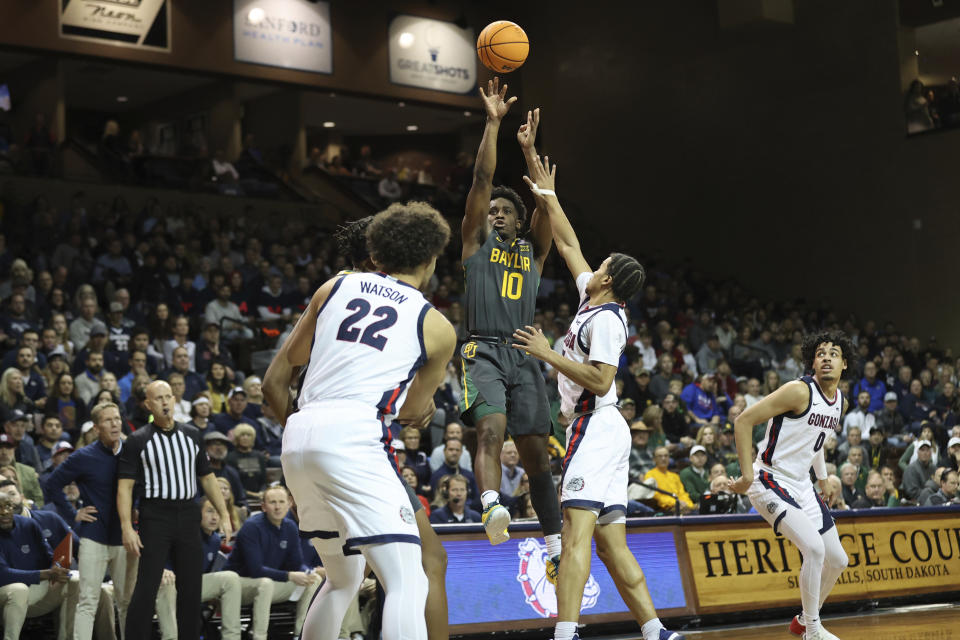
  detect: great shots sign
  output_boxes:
[60,0,170,50]
[684,513,960,611]
[233,0,332,74]
[388,15,475,94]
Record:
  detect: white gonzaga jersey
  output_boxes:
[298,272,431,419]
[756,375,842,483]
[557,272,627,418]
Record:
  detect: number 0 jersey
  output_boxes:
[557,272,628,418]
[463,230,540,336]
[298,272,431,419]
[755,375,842,483]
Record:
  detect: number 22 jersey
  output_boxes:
[298,272,432,420]
[755,375,842,483]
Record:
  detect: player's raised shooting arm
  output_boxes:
[263,276,338,426]
[463,77,517,262]
[517,108,552,271]
[396,309,457,427]
[732,380,809,483]
[522,155,590,280]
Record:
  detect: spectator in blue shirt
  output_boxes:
[117,350,149,404]
[41,401,137,640]
[429,475,481,524]
[3,409,42,473]
[429,438,481,512]
[852,361,887,413]
[12,346,46,406]
[0,493,70,640]
[224,486,319,640]
[35,415,68,472]
[213,387,265,446]
[681,374,726,425]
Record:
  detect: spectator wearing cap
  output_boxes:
[865,426,890,470]
[899,423,939,471]
[628,421,655,483]
[40,442,74,484]
[161,346,205,401]
[901,440,936,501]
[0,434,43,510]
[223,485,319,640]
[213,386,262,442]
[161,316,197,371]
[876,391,906,443]
[204,431,248,510]
[626,367,657,410]
[852,361,887,413]
[204,284,254,344]
[4,409,41,473]
[681,374,725,425]
[841,390,876,439]
[105,301,133,357]
[0,492,71,640]
[716,420,739,466]
[618,397,637,424]
[945,436,960,472]
[679,445,710,504]
[196,321,237,379]
[924,469,959,506]
[72,323,119,378]
[34,416,67,472]
[643,447,694,514]
[695,333,724,376]
[226,424,267,501]
[73,347,106,406]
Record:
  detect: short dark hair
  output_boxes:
[801,330,856,375]
[490,186,527,227]
[606,253,646,303]
[334,216,374,269]
[366,202,450,274]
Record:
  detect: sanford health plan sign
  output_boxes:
[234,0,332,74]
[388,15,475,94]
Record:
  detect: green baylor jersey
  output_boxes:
[463,230,540,336]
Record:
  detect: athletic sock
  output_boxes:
[641,617,664,640]
[804,615,820,634]
[545,533,562,558]
[481,490,500,510]
[797,612,805,625]
[553,620,577,640]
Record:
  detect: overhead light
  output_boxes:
[463,110,471,117]
[322,121,335,128]
[398,101,406,108]
[398,32,415,48]
[247,7,265,24]
[116,96,128,103]
[915,49,920,56]
[406,125,419,132]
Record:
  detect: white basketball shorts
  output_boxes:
[747,467,834,536]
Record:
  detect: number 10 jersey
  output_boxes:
[463,230,540,337]
[298,271,431,420]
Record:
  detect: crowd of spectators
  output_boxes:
[904,77,960,135]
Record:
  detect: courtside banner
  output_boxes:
[233,0,332,74]
[683,511,960,611]
[388,15,475,94]
[441,530,687,633]
[60,0,170,50]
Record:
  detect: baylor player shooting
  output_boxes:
[460,77,563,570]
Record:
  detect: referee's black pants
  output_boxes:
[125,499,203,640]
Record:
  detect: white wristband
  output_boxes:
[530,183,557,197]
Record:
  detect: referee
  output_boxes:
[117,380,233,640]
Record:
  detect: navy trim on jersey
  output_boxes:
[295,276,346,410]
[760,414,785,466]
[772,511,787,536]
[599,504,627,517]
[785,379,814,420]
[561,414,591,488]
[379,415,402,480]
[575,306,628,363]
[815,492,834,534]
[299,530,339,539]
[562,499,604,511]
[343,534,421,552]
[759,470,800,509]
[374,303,429,417]
[808,376,838,406]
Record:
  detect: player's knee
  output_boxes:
[826,543,848,569]
[804,537,826,563]
[254,577,274,595]
[477,426,504,451]
[6,582,29,605]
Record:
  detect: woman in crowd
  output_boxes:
[0,368,35,415]
[401,465,430,515]
[762,369,781,396]
[45,372,85,436]
[216,476,247,537]
[40,348,69,390]
[188,394,213,433]
[50,313,75,360]
[695,424,722,469]
[658,394,690,448]
[206,360,231,413]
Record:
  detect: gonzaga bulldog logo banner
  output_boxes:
[60,0,170,50]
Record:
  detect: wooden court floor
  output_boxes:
[676,604,959,639]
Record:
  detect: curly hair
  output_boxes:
[606,253,646,303]
[801,330,856,376]
[490,185,527,227]
[366,202,450,274]
[334,216,374,269]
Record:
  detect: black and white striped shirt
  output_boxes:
[118,422,211,501]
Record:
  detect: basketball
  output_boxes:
[476,20,529,73]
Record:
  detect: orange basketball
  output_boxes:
[476,20,529,73]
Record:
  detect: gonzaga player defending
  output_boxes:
[730,331,852,640]
[461,77,562,564]
[269,203,456,640]
[513,156,683,640]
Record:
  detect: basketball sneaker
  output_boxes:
[481,501,510,545]
[546,554,560,585]
[802,626,839,640]
[790,614,805,635]
[659,630,685,640]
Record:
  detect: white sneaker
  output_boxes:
[803,626,840,640]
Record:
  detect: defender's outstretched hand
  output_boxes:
[479,77,517,122]
[522,154,557,197]
[517,108,540,150]
[512,325,553,361]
